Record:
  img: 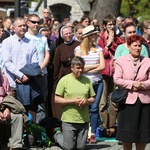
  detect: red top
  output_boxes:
[98,31,125,76]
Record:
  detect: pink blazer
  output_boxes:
[113,54,150,104]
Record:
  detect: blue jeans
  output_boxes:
[90,80,103,133]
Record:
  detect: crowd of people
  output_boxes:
[0,7,150,150]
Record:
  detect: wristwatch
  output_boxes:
[105,45,109,49]
[105,43,111,49]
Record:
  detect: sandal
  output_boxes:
[106,128,115,137]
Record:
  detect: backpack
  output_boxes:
[24,123,51,148]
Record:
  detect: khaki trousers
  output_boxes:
[99,76,118,128]
[0,113,23,149]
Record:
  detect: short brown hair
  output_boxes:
[80,15,90,24]
[28,14,40,20]
[124,22,136,32]
[102,15,116,26]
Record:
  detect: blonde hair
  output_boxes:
[80,36,97,55]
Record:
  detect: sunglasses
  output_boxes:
[29,20,40,24]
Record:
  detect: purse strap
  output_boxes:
[134,66,140,80]
[133,56,143,80]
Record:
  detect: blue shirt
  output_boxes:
[1,34,38,88]
[25,32,50,74]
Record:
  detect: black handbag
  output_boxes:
[112,62,141,104]
[111,87,128,104]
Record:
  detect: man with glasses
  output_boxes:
[25,14,50,123]
[40,8,51,26]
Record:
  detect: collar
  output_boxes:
[126,54,143,61]
[64,38,74,44]
[13,34,25,42]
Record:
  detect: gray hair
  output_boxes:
[71,56,85,67]
[13,17,25,27]
[116,16,124,21]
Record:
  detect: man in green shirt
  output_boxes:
[54,56,95,150]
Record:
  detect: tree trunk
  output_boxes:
[89,0,122,24]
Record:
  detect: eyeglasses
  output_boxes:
[44,12,49,14]
[29,20,40,24]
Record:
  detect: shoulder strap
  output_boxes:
[134,66,140,80]
[134,56,143,80]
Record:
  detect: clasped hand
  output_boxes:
[0,108,10,122]
[74,96,87,108]
[133,81,142,91]
[15,75,29,84]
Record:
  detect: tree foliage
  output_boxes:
[120,0,150,21]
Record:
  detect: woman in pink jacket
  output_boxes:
[114,34,150,150]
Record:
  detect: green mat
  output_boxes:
[96,137,118,142]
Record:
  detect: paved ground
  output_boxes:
[30,142,150,150]
[29,138,150,150]
[85,141,150,150]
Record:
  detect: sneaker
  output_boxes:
[118,141,122,145]
[54,127,61,134]
[89,135,96,144]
